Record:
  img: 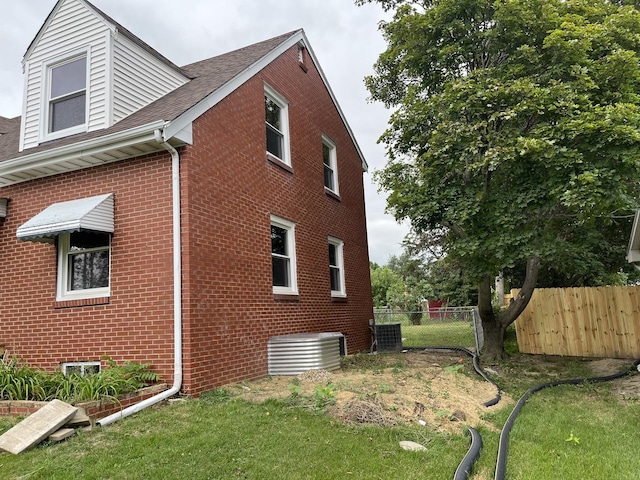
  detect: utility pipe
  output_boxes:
[97,129,182,426]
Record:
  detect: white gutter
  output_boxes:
[97,128,182,426]
[2,121,166,178]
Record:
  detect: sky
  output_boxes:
[0,0,410,265]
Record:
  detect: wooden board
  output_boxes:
[48,428,76,443]
[514,286,640,358]
[65,407,91,428]
[0,400,77,454]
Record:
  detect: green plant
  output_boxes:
[565,431,580,445]
[444,364,464,374]
[287,381,304,406]
[312,384,337,410]
[0,355,161,403]
[377,383,395,394]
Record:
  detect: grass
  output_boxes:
[402,321,475,348]
[375,311,477,348]
[0,398,468,480]
[1,336,639,479]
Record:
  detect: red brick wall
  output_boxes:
[0,44,373,397]
[180,45,373,395]
[0,155,177,384]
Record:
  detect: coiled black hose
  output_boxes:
[494,358,640,480]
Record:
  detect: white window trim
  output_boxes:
[329,237,346,297]
[56,232,111,301]
[40,49,90,143]
[61,361,101,376]
[271,215,298,295]
[264,83,291,166]
[322,134,339,195]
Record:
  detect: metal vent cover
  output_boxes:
[267,332,345,376]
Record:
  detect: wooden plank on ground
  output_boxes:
[0,399,77,454]
[64,407,91,428]
[48,428,76,443]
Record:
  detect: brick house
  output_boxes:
[0,0,373,401]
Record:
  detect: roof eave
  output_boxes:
[0,121,175,187]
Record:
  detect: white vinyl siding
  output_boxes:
[112,35,188,123]
[21,0,109,149]
[20,0,188,151]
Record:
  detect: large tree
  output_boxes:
[359,0,640,359]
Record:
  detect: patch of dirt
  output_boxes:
[225,351,509,434]
[588,358,640,400]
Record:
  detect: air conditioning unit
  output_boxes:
[268,332,345,376]
[375,323,402,352]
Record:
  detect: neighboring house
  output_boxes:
[0,0,373,397]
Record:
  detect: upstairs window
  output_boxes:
[271,215,297,295]
[265,85,290,166]
[328,237,346,297]
[46,55,87,137]
[322,135,339,195]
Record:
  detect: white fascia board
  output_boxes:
[22,0,64,65]
[23,0,116,65]
[161,32,305,143]
[0,121,166,180]
[299,30,368,173]
[627,210,640,263]
[162,30,369,173]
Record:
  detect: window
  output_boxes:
[322,135,339,194]
[297,44,308,72]
[57,231,111,300]
[329,237,346,297]
[46,55,87,137]
[271,216,297,294]
[62,361,100,376]
[265,85,290,165]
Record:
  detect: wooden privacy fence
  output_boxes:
[513,286,640,358]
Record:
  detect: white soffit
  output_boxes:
[627,210,640,263]
[17,193,114,243]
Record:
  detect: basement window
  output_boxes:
[62,361,100,376]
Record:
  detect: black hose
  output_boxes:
[453,427,483,480]
[419,346,502,407]
[405,346,500,479]
[494,358,640,480]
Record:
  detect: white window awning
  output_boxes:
[17,193,114,243]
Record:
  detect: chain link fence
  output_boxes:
[373,307,483,352]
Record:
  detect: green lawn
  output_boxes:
[401,321,476,348]
[0,398,467,480]
[1,350,639,479]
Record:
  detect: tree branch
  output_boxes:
[498,255,540,327]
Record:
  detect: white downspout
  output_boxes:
[97,129,182,426]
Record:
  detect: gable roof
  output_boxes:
[0,31,296,162]
[23,0,189,78]
[0,12,367,185]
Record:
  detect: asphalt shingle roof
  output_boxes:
[0,30,298,162]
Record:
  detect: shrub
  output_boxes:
[0,353,161,403]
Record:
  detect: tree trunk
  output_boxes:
[479,256,540,361]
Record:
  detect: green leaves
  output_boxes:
[366,0,640,283]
